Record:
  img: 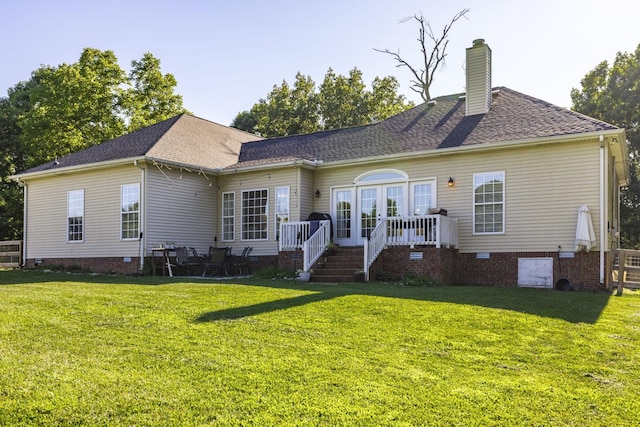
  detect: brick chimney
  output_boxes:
[465,39,492,116]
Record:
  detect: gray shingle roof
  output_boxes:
[237,87,619,164]
[17,114,262,175]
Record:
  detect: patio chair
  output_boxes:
[174,246,203,276]
[230,246,253,275]
[202,246,230,277]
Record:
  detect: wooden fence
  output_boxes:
[612,249,640,296]
[0,240,22,268]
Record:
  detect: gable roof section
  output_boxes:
[237,87,620,165]
[16,114,262,176]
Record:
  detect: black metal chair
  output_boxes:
[230,246,252,275]
[174,246,203,276]
[202,246,230,277]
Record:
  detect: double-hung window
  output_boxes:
[473,172,505,234]
[222,192,235,241]
[67,190,84,242]
[121,184,140,240]
[242,189,268,240]
[275,186,290,240]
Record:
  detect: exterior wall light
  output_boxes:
[448,177,455,187]
[315,189,321,198]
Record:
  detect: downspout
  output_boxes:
[135,160,146,271]
[599,136,606,284]
[21,181,27,267]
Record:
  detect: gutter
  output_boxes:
[318,129,625,170]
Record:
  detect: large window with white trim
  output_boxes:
[222,192,235,241]
[67,190,84,242]
[121,184,140,240]
[275,186,289,241]
[242,189,268,240]
[473,172,505,234]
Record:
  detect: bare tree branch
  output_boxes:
[374,8,470,102]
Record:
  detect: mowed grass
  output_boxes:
[1,271,639,426]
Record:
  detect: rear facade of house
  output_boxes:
[12,40,628,290]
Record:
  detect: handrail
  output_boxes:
[279,221,310,251]
[364,221,386,281]
[303,220,330,271]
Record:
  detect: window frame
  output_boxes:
[274,186,290,241]
[121,183,140,241]
[67,189,84,243]
[241,188,269,241]
[472,171,505,235]
[410,180,436,216]
[222,191,235,242]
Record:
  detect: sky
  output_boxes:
[2,0,639,126]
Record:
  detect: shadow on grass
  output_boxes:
[0,270,613,324]
[195,292,329,321]
[194,279,614,325]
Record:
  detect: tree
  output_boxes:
[19,48,128,167]
[234,73,319,137]
[231,68,413,137]
[374,8,470,102]
[0,48,188,239]
[571,44,640,248]
[125,52,188,131]
[0,80,35,239]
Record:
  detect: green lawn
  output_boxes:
[1,270,639,426]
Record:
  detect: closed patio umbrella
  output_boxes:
[575,205,596,252]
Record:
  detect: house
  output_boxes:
[11,39,629,290]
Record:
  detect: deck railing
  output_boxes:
[364,221,387,281]
[279,222,311,251]
[279,220,331,271]
[302,220,330,272]
[385,215,458,248]
[281,215,457,279]
[0,240,22,268]
[612,249,640,295]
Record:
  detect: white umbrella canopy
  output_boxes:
[575,205,596,252]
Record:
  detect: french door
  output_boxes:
[356,184,406,245]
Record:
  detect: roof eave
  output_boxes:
[10,156,148,182]
[318,129,626,169]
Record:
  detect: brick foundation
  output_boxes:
[278,249,305,272]
[457,251,604,291]
[26,257,142,275]
[372,246,459,285]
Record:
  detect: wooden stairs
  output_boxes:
[310,246,364,283]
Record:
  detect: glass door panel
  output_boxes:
[334,189,353,246]
[359,187,378,243]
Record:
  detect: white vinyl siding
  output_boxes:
[473,172,504,234]
[25,165,141,260]
[121,183,140,240]
[67,190,84,242]
[314,138,602,253]
[242,189,268,240]
[222,192,235,242]
[145,165,216,256]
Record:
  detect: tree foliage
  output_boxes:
[231,68,413,137]
[0,48,188,239]
[571,44,640,248]
[374,9,470,102]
